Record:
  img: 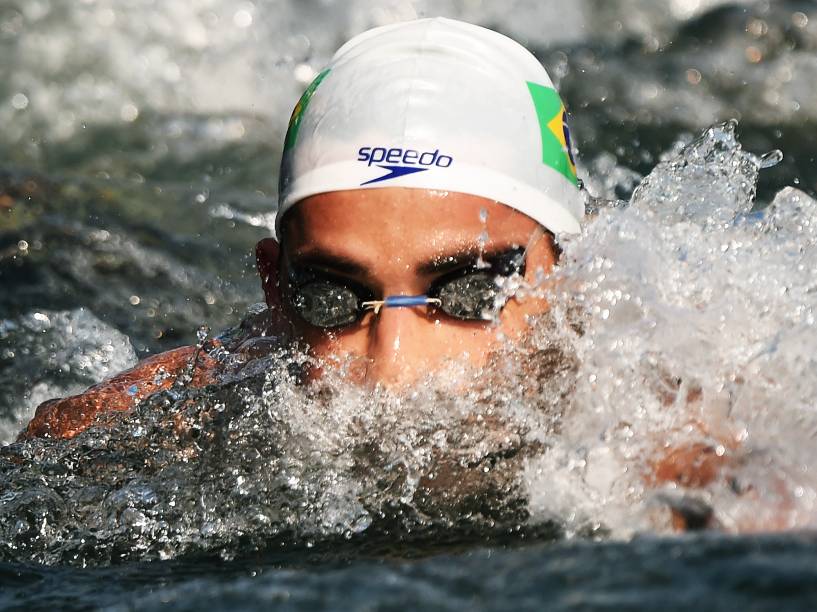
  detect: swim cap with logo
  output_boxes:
[276,17,583,235]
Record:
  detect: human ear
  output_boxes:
[255,238,283,308]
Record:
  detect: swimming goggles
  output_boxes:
[285,247,529,329]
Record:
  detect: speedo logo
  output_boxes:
[357,146,453,185]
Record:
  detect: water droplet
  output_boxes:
[10,93,28,110]
[685,68,702,85]
[293,63,316,84]
[745,46,763,63]
[792,11,808,28]
[233,9,253,28]
[760,149,783,169]
[120,103,139,122]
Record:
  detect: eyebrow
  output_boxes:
[288,251,370,277]
[417,246,521,275]
[289,245,523,279]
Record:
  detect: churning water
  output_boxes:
[3,0,817,610]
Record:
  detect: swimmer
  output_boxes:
[17,18,758,530]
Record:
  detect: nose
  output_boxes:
[364,306,440,386]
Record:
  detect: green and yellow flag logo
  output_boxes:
[284,68,331,152]
[526,82,578,186]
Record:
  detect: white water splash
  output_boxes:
[525,122,817,535]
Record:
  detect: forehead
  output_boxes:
[282,188,539,256]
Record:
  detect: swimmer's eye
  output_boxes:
[286,268,375,329]
[429,248,526,321]
[291,279,362,328]
[431,271,501,320]
[285,248,526,329]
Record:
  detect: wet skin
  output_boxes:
[256,188,557,387]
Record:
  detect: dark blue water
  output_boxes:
[4,533,817,611]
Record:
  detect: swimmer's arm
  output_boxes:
[646,379,806,534]
[649,440,732,530]
[644,375,766,531]
[650,439,805,533]
[18,345,219,441]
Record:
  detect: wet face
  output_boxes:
[256,188,558,386]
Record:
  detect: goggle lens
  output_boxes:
[287,248,526,329]
[434,271,498,320]
[292,280,361,328]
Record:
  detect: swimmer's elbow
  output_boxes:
[17,345,219,441]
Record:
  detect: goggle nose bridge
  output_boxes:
[361,295,442,315]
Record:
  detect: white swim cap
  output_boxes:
[276,17,583,235]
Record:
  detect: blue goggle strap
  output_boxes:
[361,295,442,314]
